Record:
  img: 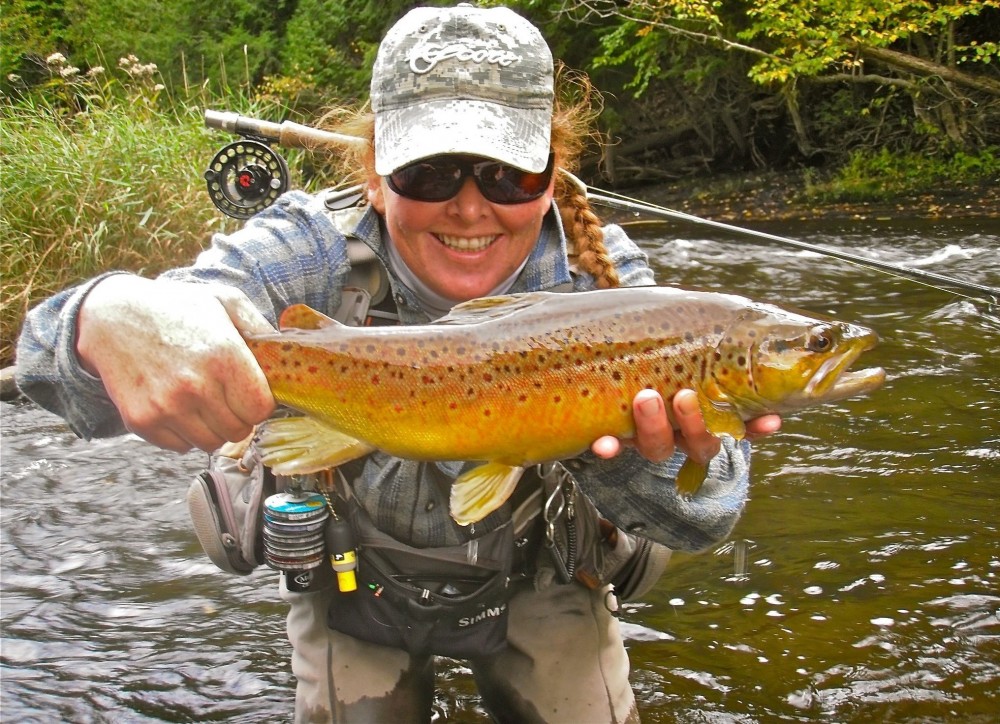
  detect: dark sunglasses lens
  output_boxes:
[477,162,551,204]
[389,161,463,201]
[388,154,553,204]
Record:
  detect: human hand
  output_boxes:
[76,276,276,453]
[590,389,781,464]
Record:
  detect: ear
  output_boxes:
[367,177,386,214]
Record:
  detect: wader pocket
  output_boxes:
[326,503,514,658]
[187,453,273,575]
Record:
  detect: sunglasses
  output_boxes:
[387,153,555,205]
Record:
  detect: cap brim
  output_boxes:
[375,99,551,176]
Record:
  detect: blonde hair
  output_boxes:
[319,65,619,289]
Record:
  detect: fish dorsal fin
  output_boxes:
[434,292,551,326]
[279,304,339,331]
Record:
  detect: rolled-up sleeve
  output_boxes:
[570,438,751,552]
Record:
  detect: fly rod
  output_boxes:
[204,110,999,303]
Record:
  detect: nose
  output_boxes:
[446,177,490,221]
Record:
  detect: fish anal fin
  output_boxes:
[256,416,374,474]
[279,304,339,331]
[450,462,525,526]
[676,458,708,498]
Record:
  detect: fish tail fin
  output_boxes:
[450,462,525,526]
[256,417,374,474]
[675,457,708,498]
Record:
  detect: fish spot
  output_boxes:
[713,352,721,362]
[483,409,491,417]
[612,371,622,381]
[396,347,406,357]
[483,373,493,382]
[308,365,318,374]
[738,356,747,366]
[684,332,694,343]
[467,388,475,397]
[714,325,724,335]
[457,346,466,355]
[366,344,376,353]
[553,395,562,403]
[449,402,458,410]
[371,374,380,385]
[281,343,293,352]
[581,388,590,397]
[518,394,528,402]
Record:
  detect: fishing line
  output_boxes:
[585,184,1000,305]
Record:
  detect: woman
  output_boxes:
[16,5,778,722]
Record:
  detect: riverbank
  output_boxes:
[630,168,1000,223]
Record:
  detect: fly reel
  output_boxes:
[204,139,290,219]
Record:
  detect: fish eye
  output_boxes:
[807,326,835,352]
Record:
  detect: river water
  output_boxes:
[2,216,998,722]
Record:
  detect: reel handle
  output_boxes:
[204,110,367,152]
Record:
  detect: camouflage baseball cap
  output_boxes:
[372,3,554,176]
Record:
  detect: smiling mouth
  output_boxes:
[437,233,498,253]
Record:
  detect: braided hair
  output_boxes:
[322,65,619,288]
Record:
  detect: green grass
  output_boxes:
[0,56,307,367]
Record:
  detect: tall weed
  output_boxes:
[2,53,305,366]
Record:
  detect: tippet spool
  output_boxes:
[263,492,329,571]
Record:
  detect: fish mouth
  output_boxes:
[802,333,885,403]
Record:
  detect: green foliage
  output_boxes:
[810,146,1000,202]
[740,0,1000,84]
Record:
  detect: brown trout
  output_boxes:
[245,287,884,525]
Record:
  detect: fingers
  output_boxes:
[671,389,721,465]
[591,435,622,459]
[632,389,675,462]
[212,285,275,336]
[80,278,276,454]
[745,414,782,440]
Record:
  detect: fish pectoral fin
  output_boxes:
[701,403,746,439]
[279,304,340,331]
[675,458,708,498]
[450,462,525,526]
[255,417,374,474]
[698,384,747,439]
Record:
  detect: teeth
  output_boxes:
[438,234,497,252]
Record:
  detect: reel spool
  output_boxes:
[204,139,289,219]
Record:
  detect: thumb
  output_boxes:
[210,285,275,336]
